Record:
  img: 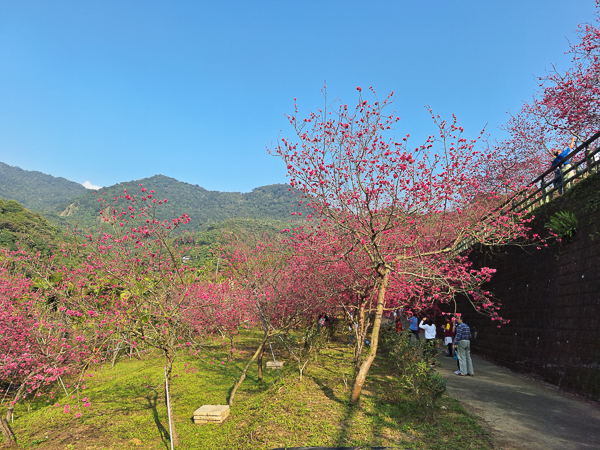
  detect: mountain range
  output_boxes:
[0,161,301,232]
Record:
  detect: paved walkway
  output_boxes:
[437,353,600,450]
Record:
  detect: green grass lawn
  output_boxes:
[7,331,492,450]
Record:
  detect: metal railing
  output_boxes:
[453,130,600,255]
[509,129,600,214]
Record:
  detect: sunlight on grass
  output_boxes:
[10,331,492,450]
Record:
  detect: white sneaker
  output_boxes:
[454,370,461,375]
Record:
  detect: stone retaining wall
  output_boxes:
[459,172,600,401]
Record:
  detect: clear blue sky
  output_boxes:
[0,1,596,192]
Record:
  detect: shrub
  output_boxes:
[545,210,578,239]
[384,331,446,420]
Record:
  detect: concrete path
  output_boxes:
[436,353,600,450]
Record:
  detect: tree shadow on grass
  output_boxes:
[144,389,171,450]
[331,398,420,449]
[309,375,346,405]
[91,381,172,449]
[332,401,359,447]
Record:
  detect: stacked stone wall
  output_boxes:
[460,172,600,401]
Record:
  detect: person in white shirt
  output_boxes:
[419,317,438,363]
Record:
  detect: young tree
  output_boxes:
[0,256,91,447]
[222,234,333,403]
[23,186,211,447]
[274,88,531,402]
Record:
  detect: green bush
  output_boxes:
[544,210,578,239]
[384,332,446,420]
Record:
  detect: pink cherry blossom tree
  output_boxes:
[22,186,216,447]
[274,87,532,402]
[222,234,334,404]
[497,3,600,180]
[0,256,92,447]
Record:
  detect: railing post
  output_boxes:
[541,177,547,205]
[585,144,592,176]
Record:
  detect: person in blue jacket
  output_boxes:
[552,137,576,195]
[407,311,420,340]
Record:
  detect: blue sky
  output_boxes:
[0,1,596,192]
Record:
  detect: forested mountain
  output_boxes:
[0,163,305,270]
[0,162,303,233]
[0,162,87,211]
[55,175,301,231]
[0,198,64,254]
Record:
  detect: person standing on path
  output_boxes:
[453,315,474,376]
[407,311,419,340]
[419,317,438,364]
[443,316,455,357]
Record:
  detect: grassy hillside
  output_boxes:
[8,331,492,450]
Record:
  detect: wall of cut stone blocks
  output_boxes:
[459,172,600,401]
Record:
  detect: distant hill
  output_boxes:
[0,198,64,254]
[0,162,87,212]
[55,175,301,230]
[0,162,302,232]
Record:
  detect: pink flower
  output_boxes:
[75,412,82,418]
[64,404,70,414]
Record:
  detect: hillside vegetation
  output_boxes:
[55,175,301,231]
[8,331,491,450]
[0,198,65,254]
[0,162,302,233]
[0,161,304,275]
[0,162,87,212]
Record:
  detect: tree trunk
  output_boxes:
[354,303,367,372]
[228,338,266,406]
[298,359,309,382]
[257,344,265,383]
[350,269,390,403]
[111,338,125,367]
[164,351,180,448]
[1,382,27,447]
[0,418,15,447]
